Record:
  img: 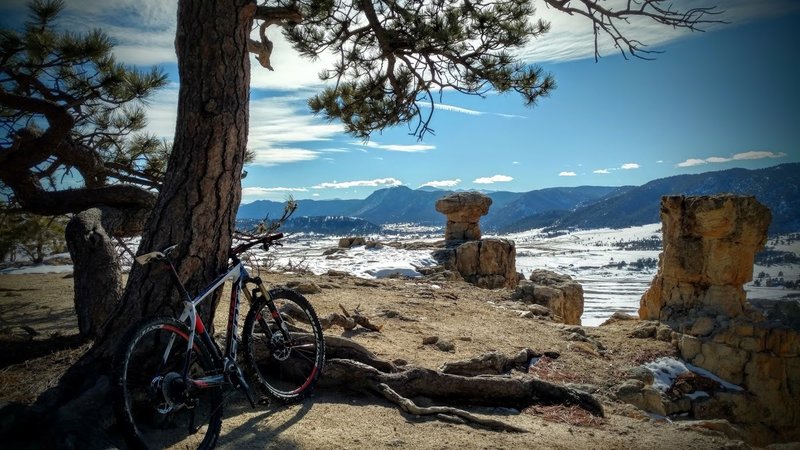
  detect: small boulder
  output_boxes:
[513,270,584,325]
[285,280,322,294]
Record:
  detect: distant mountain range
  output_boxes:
[238,163,800,235]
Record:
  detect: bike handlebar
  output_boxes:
[229,233,283,257]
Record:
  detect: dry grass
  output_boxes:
[524,404,607,427]
[629,347,677,365]
[0,340,91,403]
[527,356,584,384]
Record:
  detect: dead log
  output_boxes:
[439,348,538,376]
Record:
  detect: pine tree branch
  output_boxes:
[543,0,727,61]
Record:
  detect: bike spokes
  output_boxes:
[242,289,325,402]
[115,317,222,450]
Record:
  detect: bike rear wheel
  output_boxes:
[242,288,325,402]
[114,316,223,450]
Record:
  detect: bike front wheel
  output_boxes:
[114,316,223,450]
[242,288,325,403]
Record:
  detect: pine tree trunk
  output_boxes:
[65,205,152,338]
[99,0,253,346]
[65,209,123,338]
[4,1,256,447]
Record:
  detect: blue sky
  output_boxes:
[2,0,799,203]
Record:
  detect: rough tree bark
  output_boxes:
[101,0,252,333]
[65,205,151,338]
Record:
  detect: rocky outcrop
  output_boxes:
[638,195,798,445]
[512,269,584,325]
[338,236,367,248]
[432,191,517,289]
[433,238,517,289]
[639,195,771,320]
[435,192,492,242]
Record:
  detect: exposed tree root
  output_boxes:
[377,383,528,433]
[319,337,604,432]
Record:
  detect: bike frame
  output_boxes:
[160,256,254,390]
[137,233,292,396]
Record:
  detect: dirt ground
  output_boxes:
[0,271,750,449]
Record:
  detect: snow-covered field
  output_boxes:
[3,224,799,327]
[506,224,663,325]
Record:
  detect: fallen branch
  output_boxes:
[319,304,383,332]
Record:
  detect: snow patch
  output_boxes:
[643,357,744,393]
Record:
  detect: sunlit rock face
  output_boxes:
[435,191,492,242]
[640,195,771,320]
[640,195,799,445]
[433,192,516,289]
[513,269,584,325]
[433,238,518,290]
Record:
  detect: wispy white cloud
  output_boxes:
[559,171,577,177]
[58,0,177,65]
[243,186,309,193]
[141,83,179,139]
[242,186,309,202]
[319,148,351,153]
[420,179,461,188]
[419,102,526,119]
[592,162,640,173]
[676,158,708,168]
[431,103,483,116]
[520,0,797,63]
[251,148,321,166]
[353,141,436,153]
[706,157,730,163]
[473,175,513,184]
[733,151,788,161]
[247,96,344,165]
[312,178,403,189]
[676,151,787,167]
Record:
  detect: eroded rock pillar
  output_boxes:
[435,192,492,242]
[639,194,771,321]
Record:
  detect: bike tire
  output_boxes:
[113,316,223,450]
[242,288,325,403]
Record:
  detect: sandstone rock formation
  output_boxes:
[639,195,771,320]
[512,269,584,325]
[433,238,517,289]
[435,192,492,241]
[638,195,798,445]
[432,191,517,289]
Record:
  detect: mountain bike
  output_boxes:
[113,210,325,450]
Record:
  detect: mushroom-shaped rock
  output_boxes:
[435,192,492,241]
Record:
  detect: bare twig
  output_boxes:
[543,0,727,61]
